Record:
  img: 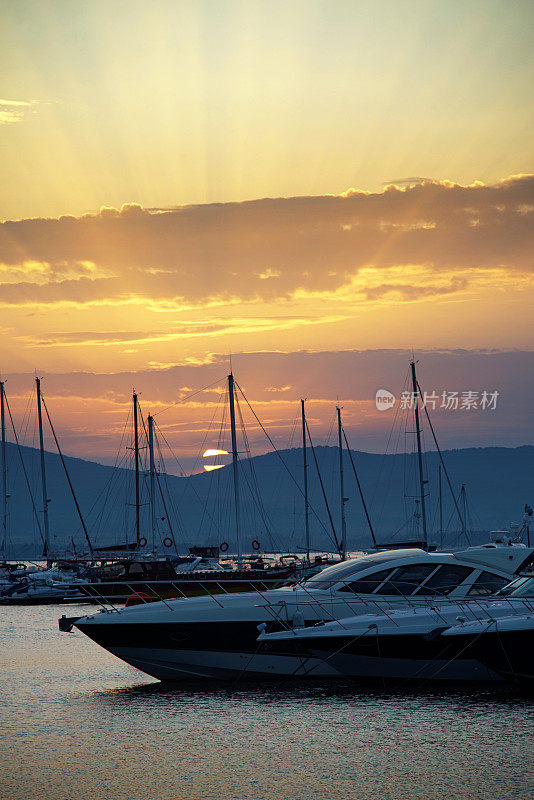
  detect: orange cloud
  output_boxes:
[0,175,532,308]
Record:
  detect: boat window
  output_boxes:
[413,564,472,595]
[126,563,144,576]
[467,571,509,597]
[496,576,534,597]
[304,557,405,589]
[100,563,126,578]
[374,564,437,596]
[338,569,394,594]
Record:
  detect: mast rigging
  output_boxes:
[410,361,428,548]
[0,381,7,554]
[336,406,347,560]
[228,373,242,567]
[148,413,157,554]
[35,377,50,558]
[133,391,141,548]
[301,399,310,561]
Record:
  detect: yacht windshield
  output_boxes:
[304,555,410,589]
[495,576,534,597]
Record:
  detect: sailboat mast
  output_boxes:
[133,391,141,548]
[35,377,50,557]
[460,483,467,539]
[337,406,347,560]
[228,373,242,568]
[1,381,7,552]
[301,399,310,561]
[148,414,156,554]
[438,463,443,550]
[410,361,428,546]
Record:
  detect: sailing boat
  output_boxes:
[79,373,328,603]
[0,378,96,603]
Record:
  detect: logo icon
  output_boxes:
[375,389,396,411]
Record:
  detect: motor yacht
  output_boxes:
[258,574,534,683]
[62,539,534,681]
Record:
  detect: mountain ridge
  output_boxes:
[2,442,533,558]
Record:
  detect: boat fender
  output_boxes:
[163,537,174,548]
[220,541,229,552]
[251,539,261,551]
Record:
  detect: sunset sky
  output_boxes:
[1,0,533,471]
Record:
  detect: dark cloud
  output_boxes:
[0,175,532,307]
[6,347,533,404]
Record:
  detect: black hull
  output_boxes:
[74,618,527,683]
[76,620,273,652]
[445,629,534,682]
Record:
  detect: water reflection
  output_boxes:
[2,605,532,800]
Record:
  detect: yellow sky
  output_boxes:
[1,1,533,220]
[1,1,533,463]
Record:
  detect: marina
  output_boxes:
[2,1,533,796]
[2,602,533,800]
[2,358,531,799]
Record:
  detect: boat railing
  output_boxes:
[65,576,290,613]
[63,576,534,625]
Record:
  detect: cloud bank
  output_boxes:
[5,349,534,470]
[1,175,532,308]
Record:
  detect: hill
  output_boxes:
[2,442,533,558]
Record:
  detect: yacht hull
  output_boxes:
[75,618,503,682]
[104,646,338,681]
[75,617,335,680]
[296,645,502,682]
[444,629,534,682]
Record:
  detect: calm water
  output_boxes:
[1,605,533,800]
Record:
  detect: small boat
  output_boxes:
[77,550,327,603]
[1,564,89,604]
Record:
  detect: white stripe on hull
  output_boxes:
[107,645,503,682]
[108,646,340,681]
